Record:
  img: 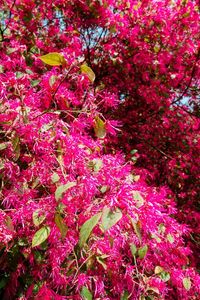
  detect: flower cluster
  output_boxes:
[0,0,199,299]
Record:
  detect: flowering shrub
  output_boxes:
[0,0,199,299]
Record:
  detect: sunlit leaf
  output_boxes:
[158,223,166,234]
[154,266,164,274]
[39,52,66,66]
[51,172,60,183]
[130,243,137,256]
[79,213,101,247]
[80,64,95,83]
[100,185,108,193]
[160,271,170,282]
[138,245,148,259]
[32,226,50,248]
[0,65,4,73]
[94,116,106,139]
[81,286,92,300]
[183,277,191,291]
[151,233,161,243]
[31,79,40,87]
[32,209,46,226]
[55,182,76,201]
[96,256,107,270]
[0,143,7,150]
[93,159,103,172]
[167,233,174,244]
[101,207,122,231]
[16,71,24,79]
[49,75,57,87]
[132,191,144,207]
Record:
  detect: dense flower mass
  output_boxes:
[0,0,199,299]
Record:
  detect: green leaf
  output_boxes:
[0,278,7,290]
[81,286,93,300]
[12,135,20,161]
[132,191,144,207]
[130,243,137,256]
[0,143,7,150]
[0,65,4,73]
[130,218,142,241]
[79,213,101,247]
[154,266,164,274]
[32,209,46,226]
[183,277,191,291]
[167,234,174,244]
[39,52,66,66]
[94,116,106,139]
[49,75,57,87]
[41,123,53,132]
[160,271,170,282]
[51,172,60,183]
[96,256,107,270]
[158,223,166,234]
[101,207,122,231]
[31,79,40,87]
[80,64,95,83]
[99,185,108,193]
[138,245,148,259]
[55,213,68,238]
[16,71,24,79]
[32,226,50,248]
[151,233,161,243]
[55,182,76,201]
[93,159,103,172]
[121,290,129,300]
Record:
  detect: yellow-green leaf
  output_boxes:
[93,158,103,172]
[154,266,164,274]
[39,52,66,66]
[55,182,76,201]
[80,64,95,83]
[130,218,142,241]
[167,233,174,244]
[32,226,50,247]
[183,277,191,291]
[81,286,93,300]
[100,185,108,193]
[130,243,137,256]
[160,271,170,282]
[121,291,129,300]
[12,135,20,161]
[32,209,46,226]
[55,213,68,238]
[132,191,144,208]
[79,213,101,247]
[96,256,107,270]
[94,116,106,139]
[138,245,148,259]
[0,143,7,150]
[101,207,122,231]
[49,75,57,87]
[51,172,60,183]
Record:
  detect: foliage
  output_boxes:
[0,0,199,299]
